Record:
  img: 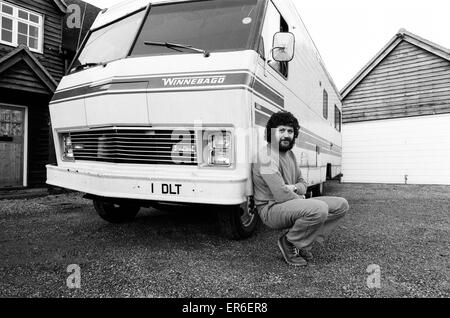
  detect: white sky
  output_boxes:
[84,0,450,91]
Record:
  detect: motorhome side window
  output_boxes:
[323,89,329,119]
[260,1,289,78]
[335,105,342,132]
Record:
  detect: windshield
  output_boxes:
[131,0,261,56]
[70,9,146,72]
[70,0,263,73]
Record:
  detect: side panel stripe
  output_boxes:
[253,79,285,108]
[51,71,285,108]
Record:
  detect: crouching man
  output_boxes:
[252,112,349,266]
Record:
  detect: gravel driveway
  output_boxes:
[0,182,449,298]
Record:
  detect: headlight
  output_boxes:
[62,134,74,161]
[203,131,233,167]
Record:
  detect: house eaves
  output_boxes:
[53,0,68,14]
[0,45,58,93]
[341,28,450,99]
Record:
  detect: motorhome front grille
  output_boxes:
[68,129,198,166]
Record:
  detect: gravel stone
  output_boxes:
[0,182,449,298]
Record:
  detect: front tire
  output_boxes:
[93,199,141,223]
[216,197,260,240]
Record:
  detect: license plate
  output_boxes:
[151,182,183,196]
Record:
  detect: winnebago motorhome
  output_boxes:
[47,0,343,239]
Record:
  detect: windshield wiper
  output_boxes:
[144,41,210,57]
[71,62,107,72]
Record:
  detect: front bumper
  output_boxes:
[46,164,248,205]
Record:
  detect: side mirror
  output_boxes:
[272,32,295,62]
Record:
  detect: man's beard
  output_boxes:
[278,138,295,152]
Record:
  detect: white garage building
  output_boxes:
[341,29,450,185]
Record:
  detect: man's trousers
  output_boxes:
[258,197,350,250]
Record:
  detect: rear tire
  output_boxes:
[311,182,325,197]
[216,197,260,240]
[93,199,140,223]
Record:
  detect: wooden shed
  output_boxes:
[0,0,67,189]
[340,29,450,185]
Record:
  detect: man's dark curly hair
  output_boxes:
[266,111,300,143]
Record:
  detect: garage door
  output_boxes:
[342,113,450,185]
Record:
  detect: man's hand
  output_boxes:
[286,185,296,193]
[287,184,306,199]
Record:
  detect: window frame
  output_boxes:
[259,0,290,79]
[0,1,44,54]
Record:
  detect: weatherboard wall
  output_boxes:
[342,40,450,123]
[0,0,66,188]
[0,0,66,89]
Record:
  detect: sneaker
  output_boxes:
[298,248,313,261]
[277,234,307,266]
